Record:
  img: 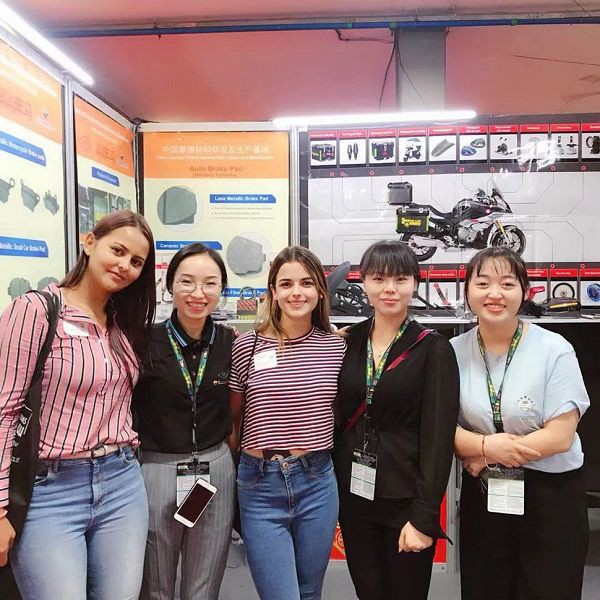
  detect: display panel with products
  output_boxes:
[142,130,289,320]
[301,113,600,316]
[74,96,136,237]
[0,39,67,310]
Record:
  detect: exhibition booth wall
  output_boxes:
[2,15,600,572]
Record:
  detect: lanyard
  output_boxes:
[166,320,210,455]
[477,321,523,433]
[365,317,412,407]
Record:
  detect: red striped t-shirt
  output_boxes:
[0,285,139,507]
[230,327,345,450]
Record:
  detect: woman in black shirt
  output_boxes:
[333,240,460,600]
[133,243,235,600]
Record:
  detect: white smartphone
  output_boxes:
[173,478,217,527]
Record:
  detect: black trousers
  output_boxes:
[460,467,589,600]
[339,516,436,600]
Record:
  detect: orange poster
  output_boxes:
[74,96,135,177]
[0,39,62,144]
[143,131,289,180]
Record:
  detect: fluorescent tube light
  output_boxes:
[273,110,476,128]
[0,1,94,85]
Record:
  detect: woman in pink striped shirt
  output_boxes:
[0,210,156,600]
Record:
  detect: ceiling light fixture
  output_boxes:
[273,110,477,128]
[0,1,94,85]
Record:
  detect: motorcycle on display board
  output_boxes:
[388,183,526,262]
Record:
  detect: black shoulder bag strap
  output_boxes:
[238,331,259,448]
[8,291,60,539]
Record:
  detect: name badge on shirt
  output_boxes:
[254,350,277,371]
[63,321,89,337]
[350,449,377,501]
[485,466,525,516]
[176,461,211,506]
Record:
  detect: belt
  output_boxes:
[60,444,123,460]
[262,449,293,461]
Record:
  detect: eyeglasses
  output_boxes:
[174,279,222,296]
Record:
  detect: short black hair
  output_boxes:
[464,247,530,306]
[166,243,228,293]
[359,240,421,283]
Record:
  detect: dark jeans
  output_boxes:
[460,467,589,600]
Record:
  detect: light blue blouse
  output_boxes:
[451,323,590,473]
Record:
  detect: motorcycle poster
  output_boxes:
[301,114,600,309]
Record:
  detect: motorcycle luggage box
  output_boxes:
[387,181,412,205]
[396,206,429,233]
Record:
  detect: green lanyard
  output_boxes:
[166,320,210,454]
[477,321,523,433]
[366,317,412,407]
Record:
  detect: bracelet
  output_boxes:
[481,435,491,470]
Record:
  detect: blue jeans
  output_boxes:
[11,446,149,600]
[237,450,338,600]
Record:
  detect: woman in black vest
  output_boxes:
[133,243,236,600]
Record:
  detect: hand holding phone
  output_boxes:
[174,478,217,528]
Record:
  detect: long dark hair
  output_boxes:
[257,246,332,340]
[60,210,156,378]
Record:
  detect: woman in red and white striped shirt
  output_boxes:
[0,210,155,600]
[229,246,345,600]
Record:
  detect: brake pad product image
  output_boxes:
[21,180,40,212]
[157,187,198,225]
[0,177,15,203]
[8,277,32,300]
[37,276,59,290]
[43,190,59,215]
[226,236,266,275]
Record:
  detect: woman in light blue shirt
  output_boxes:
[452,247,589,600]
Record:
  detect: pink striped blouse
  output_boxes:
[0,285,139,507]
